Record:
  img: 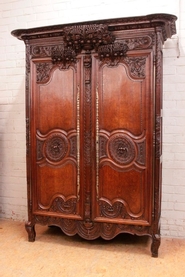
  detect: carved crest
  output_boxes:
[63,24,115,52]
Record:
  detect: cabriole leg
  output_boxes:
[25,221,36,242]
[151,234,161,257]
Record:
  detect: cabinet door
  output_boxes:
[92,52,154,226]
[30,58,83,220]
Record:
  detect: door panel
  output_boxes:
[93,54,153,225]
[31,60,83,219]
[38,68,76,133]
[100,65,142,135]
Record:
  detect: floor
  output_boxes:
[0,219,185,277]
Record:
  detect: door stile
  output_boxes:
[81,52,93,224]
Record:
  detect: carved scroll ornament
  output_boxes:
[37,196,77,214]
[99,199,143,220]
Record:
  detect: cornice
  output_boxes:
[11,13,177,42]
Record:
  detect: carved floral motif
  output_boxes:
[63,24,115,52]
[123,57,146,78]
[98,41,128,61]
[36,62,53,83]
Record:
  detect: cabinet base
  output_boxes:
[25,217,160,257]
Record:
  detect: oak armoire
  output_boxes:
[12,13,177,257]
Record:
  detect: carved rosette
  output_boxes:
[108,134,136,165]
[99,132,146,167]
[44,134,68,162]
[36,130,77,164]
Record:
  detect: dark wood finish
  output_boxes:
[12,13,177,257]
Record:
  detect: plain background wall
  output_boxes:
[0,0,185,238]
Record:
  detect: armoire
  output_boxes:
[12,13,177,257]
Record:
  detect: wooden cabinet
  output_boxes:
[12,13,177,257]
